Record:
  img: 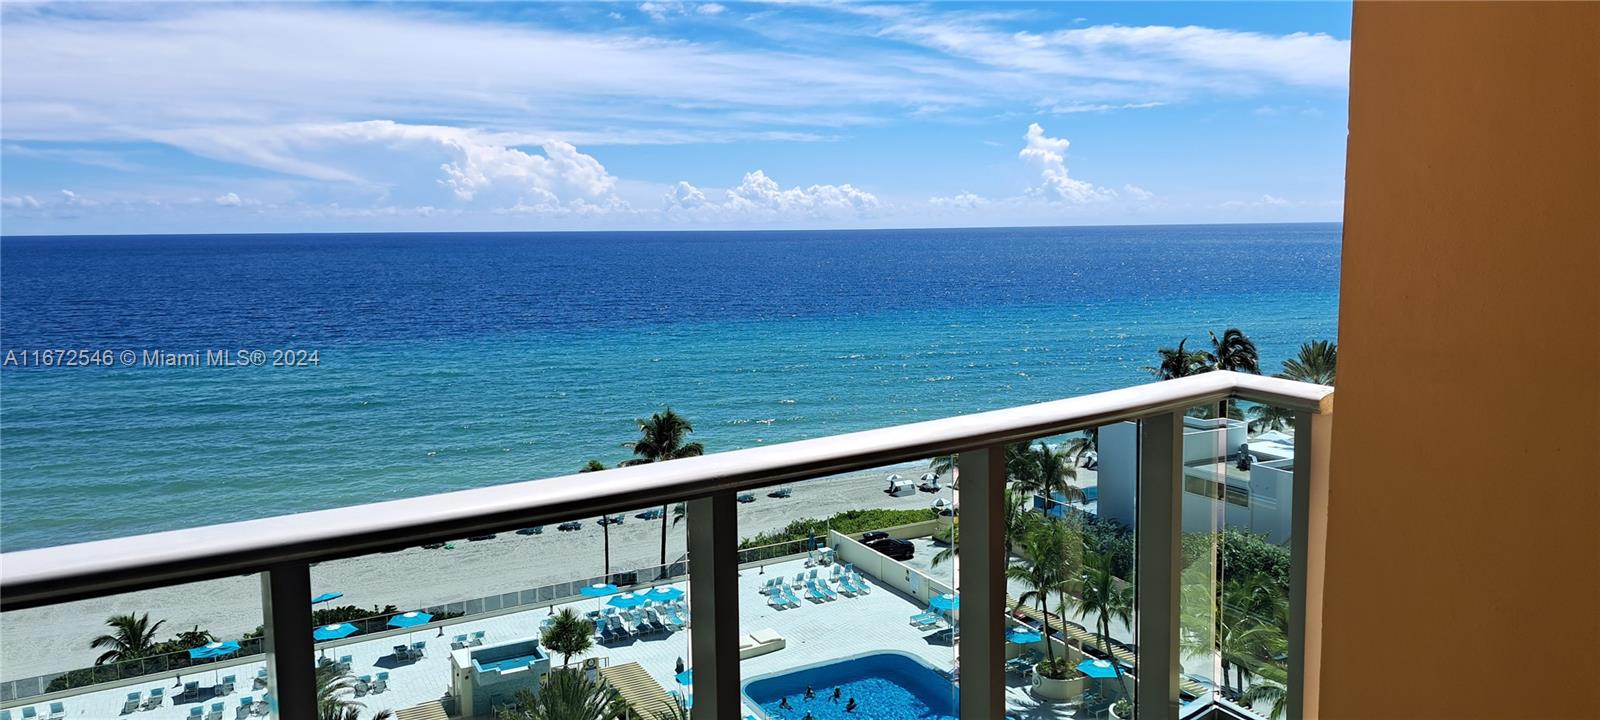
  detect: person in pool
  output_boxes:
[802,712,814,720]
[804,685,816,700]
[845,698,858,713]
[831,687,842,702]
[779,697,793,710]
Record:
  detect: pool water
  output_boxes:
[475,655,536,673]
[743,652,957,720]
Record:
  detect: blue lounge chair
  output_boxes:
[1,710,10,720]
[144,687,165,710]
[220,674,236,695]
[188,707,203,719]
[409,641,426,659]
[806,581,828,603]
[237,696,254,720]
[470,630,486,645]
[207,702,225,720]
[20,706,36,719]
[372,672,389,694]
[910,611,939,627]
[123,691,141,715]
[337,655,352,671]
[46,703,62,720]
[452,634,469,650]
[355,675,371,697]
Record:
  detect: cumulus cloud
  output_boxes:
[1221,194,1293,209]
[1019,123,1112,203]
[929,192,988,209]
[664,170,878,221]
[639,2,727,21]
[214,192,242,207]
[1122,184,1155,201]
[1,195,43,209]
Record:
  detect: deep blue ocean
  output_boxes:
[0,224,1340,551]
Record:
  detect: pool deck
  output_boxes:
[10,556,1092,719]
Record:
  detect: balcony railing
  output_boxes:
[0,371,1333,719]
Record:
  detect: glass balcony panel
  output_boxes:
[1181,400,1296,719]
[736,457,958,719]
[0,575,265,718]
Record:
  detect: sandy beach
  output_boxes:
[0,461,947,680]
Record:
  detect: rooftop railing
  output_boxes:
[0,371,1333,719]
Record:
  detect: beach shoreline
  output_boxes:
[0,461,945,680]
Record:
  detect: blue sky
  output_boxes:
[0,2,1351,235]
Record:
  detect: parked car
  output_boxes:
[861,530,890,543]
[866,537,914,561]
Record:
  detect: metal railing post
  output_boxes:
[1137,412,1182,718]
[957,444,1006,719]
[1289,407,1333,720]
[687,492,739,720]
[260,562,316,719]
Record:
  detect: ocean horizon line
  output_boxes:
[0,219,1343,241]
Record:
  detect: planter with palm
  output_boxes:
[497,669,625,720]
[541,608,595,668]
[620,409,704,572]
[1076,551,1134,697]
[90,612,166,665]
[1005,519,1080,671]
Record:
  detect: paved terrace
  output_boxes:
[14,556,1097,720]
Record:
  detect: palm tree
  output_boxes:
[173,625,215,648]
[1240,663,1289,719]
[931,524,958,568]
[1144,338,1212,380]
[644,693,690,720]
[621,409,705,568]
[540,607,595,668]
[90,612,165,665]
[1247,403,1295,433]
[1076,551,1134,697]
[1065,428,1098,467]
[1002,485,1038,557]
[1279,339,1337,386]
[580,460,612,576]
[1207,328,1260,418]
[498,669,625,720]
[1215,574,1287,699]
[317,662,394,720]
[1005,520,1079,668]
[1010,442,1086,515]
[929,453,958,488]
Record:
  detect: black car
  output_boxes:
[860,530,890,543]
[866,537,914,561]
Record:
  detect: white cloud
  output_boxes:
[697,3,727,16]
[1,195,43,209]
[59,189,95,206]
[640,2,728,21]
[1262,193,1288,206]
[664,170,878,221]
[1221,193,1294,209]
[1019,123,1112,203]
[1049,101,1166,114]
[214,192,242,207]
[929,192,988,209]
[1122,184,1155,201]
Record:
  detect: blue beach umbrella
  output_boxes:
[581,582,619,611]
[188,640,241,660]
[608,593,646,609]
[1077,658,1119,679]
[314,623,358,641]
[311,592,343,605]
[387,611,432,629]
[929,593,960,612]
[675,669,693,686]
[1005,627,1043,644]
[650,586,685,603]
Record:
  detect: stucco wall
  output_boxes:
[1319,3,1599,717]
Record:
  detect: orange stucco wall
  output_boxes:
[1321,2,1599,718]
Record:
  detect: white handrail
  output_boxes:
[0,371,1330,610]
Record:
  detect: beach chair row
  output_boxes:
[352,672,390,698]
[586,601,688,642]
[0,701,63,720]
[760,567,872,608]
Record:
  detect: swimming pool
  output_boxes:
[742,651,957,720]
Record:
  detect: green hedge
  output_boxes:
[738,508,937,551]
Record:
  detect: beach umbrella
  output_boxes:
[675,668,693,686]
[581,582,619,611]
[1005,627,1043,644]
[1077,658,1119,679]
[388,611,432,645]
[311,592,343,605]
[650,586,685,603]
[608,592,646,609]
[314,623,358,641]
[929,593,960,612]
[921,472,938,482]
[188,641,241,687]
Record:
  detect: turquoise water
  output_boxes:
[0,225,1340,550]
[744,652,957,720]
